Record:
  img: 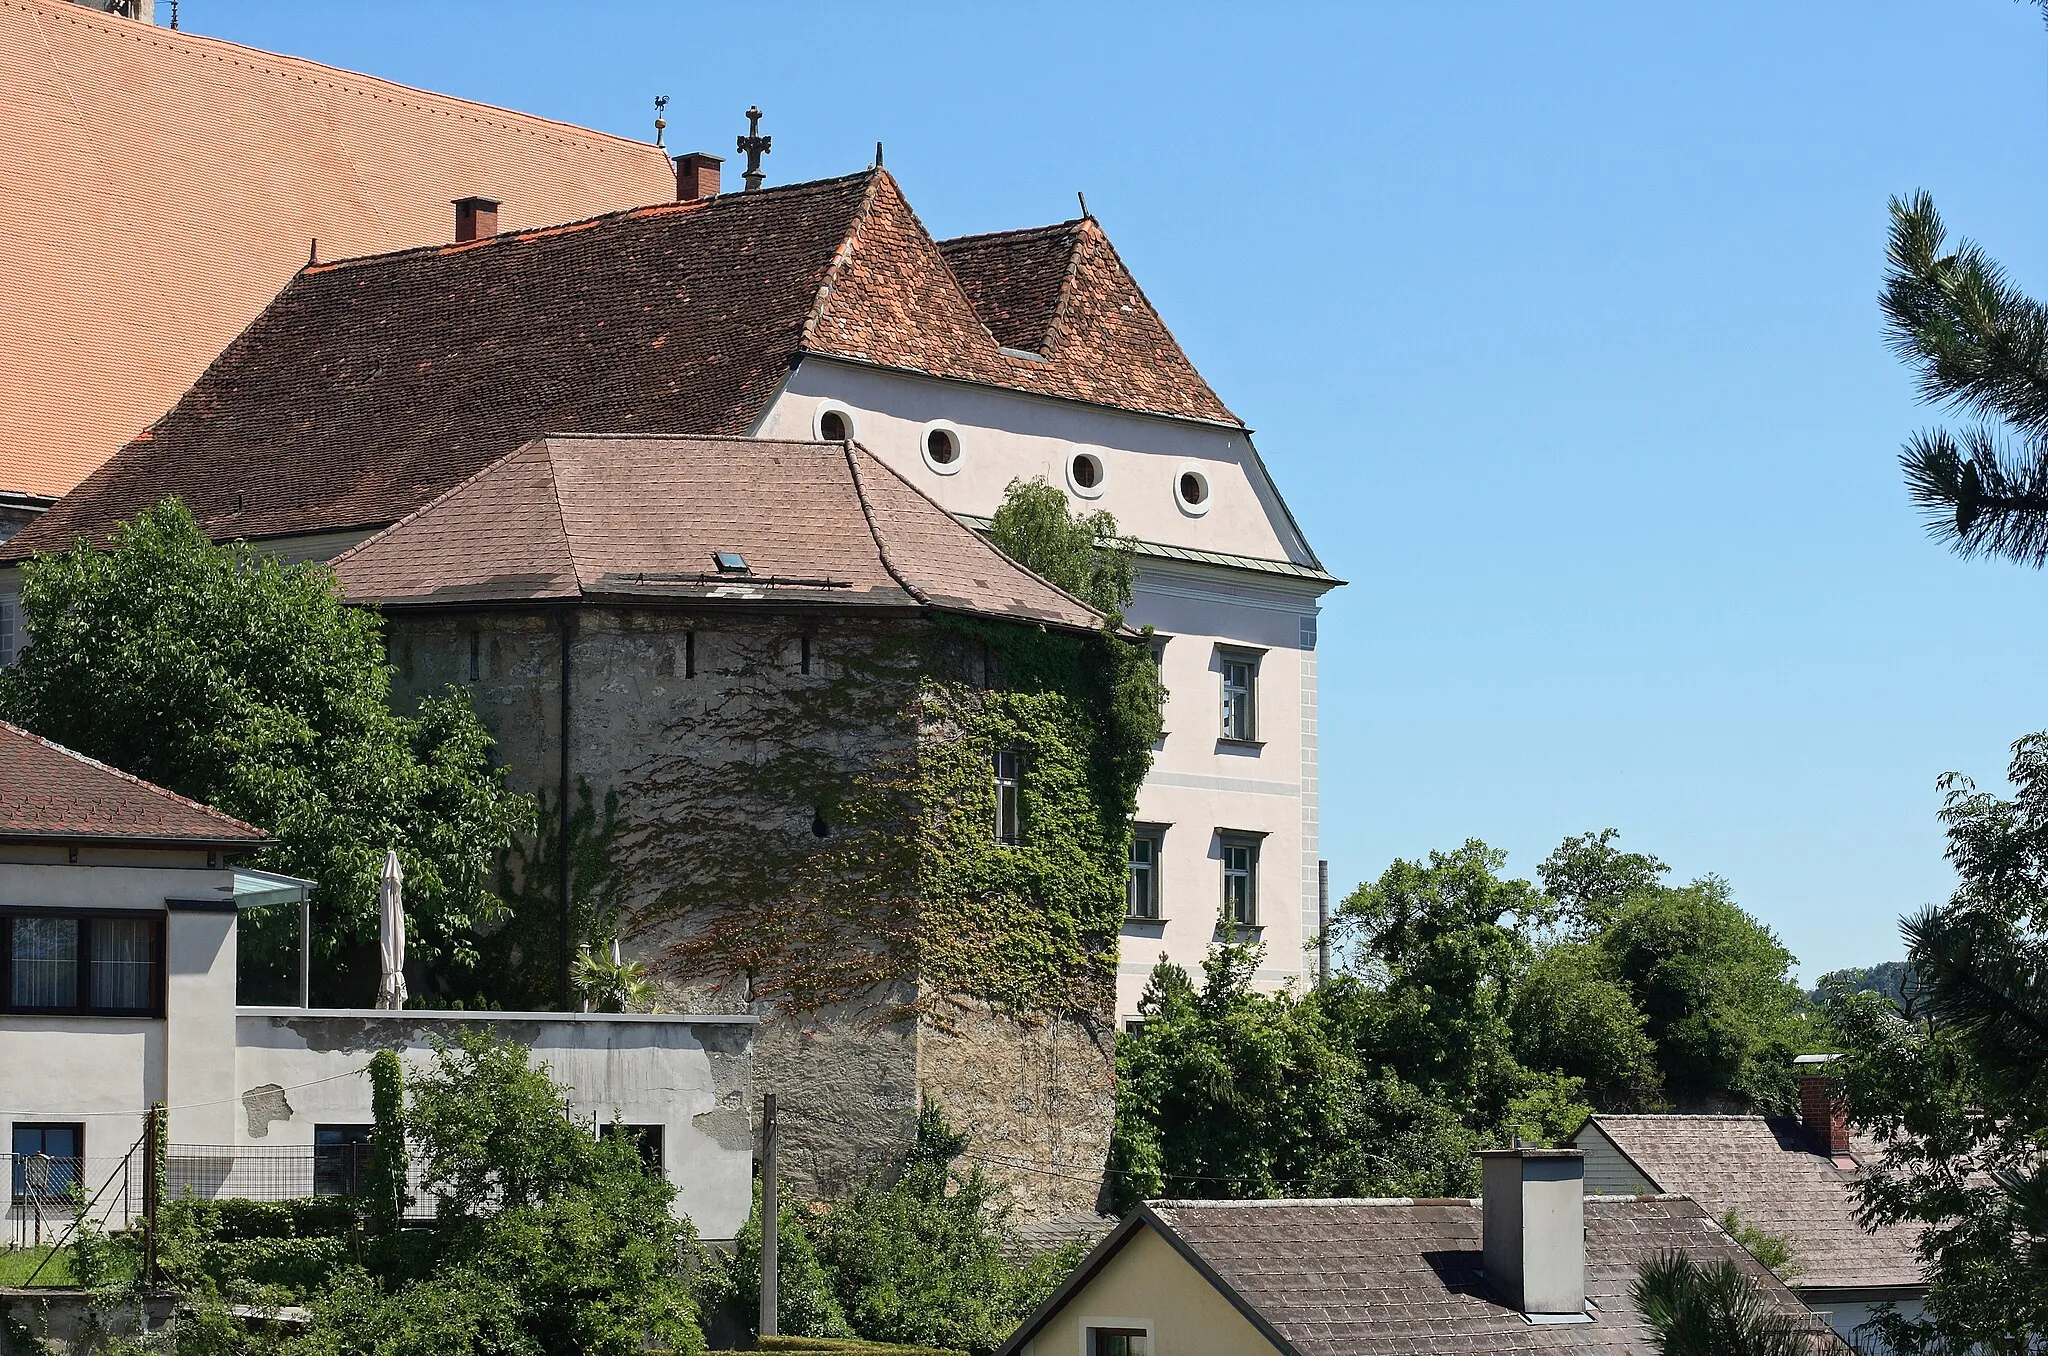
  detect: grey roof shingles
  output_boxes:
[1580,1115,1925,1291]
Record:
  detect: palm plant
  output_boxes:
[1630,1251,1826,1356]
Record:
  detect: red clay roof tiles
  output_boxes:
[5,168,1238,564]
[0,0,674,498]
[0,719,266,845]
[327,434,1110,633]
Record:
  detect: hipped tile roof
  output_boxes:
[1004,1196,1838,1356]
[1580,1115,1925,1290]
[0,0,674,497]
[0,720,266,846]
[327,435,1111,633]
[5,168,1238,564]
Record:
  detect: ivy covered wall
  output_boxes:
[381,602,1158,1212]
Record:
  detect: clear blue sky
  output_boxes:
[194,1,2048,980]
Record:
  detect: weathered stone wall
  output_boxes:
[380,605,1109,1215]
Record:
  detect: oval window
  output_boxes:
[815,405,855,442]
[1175,468,1212,516]
[922,424,963,475]
[1067,451,1106,499]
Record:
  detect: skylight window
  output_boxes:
[713,551,750,574]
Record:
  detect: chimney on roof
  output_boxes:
[674,152,723,202]
[1480,1147,1587,1323]
[453,196,501,243]
[1796,1054,1852,1158]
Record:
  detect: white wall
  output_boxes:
[763,365,1334,1017]
[234,1010,756,1240]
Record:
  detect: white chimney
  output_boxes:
[1480,1147,1589,1322]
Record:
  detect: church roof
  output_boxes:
[0,719,267,848]
[0,0,674,498]
[5,168,1238,563]
[327,434,1113,634]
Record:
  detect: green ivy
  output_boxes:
[481,778,631,1010]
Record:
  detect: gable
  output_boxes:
[1020,1222,1285,1356]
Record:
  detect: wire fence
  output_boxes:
[5,1143,436,1248]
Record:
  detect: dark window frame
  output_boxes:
[313,1124,374,1197]
[11,1122,84,1201]
[1088,1329,1151,1356]
[1,908,165,1018]
[993,750,1025,845]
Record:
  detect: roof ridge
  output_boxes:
[798,170,888,349]
[1033,217,1094,359]
[1068,218,1239,425]
[325,440,546,575]
[938,219,1086,249]
[537,437,590,593]
[839,439,932,608]
[4,0,665,159]
[0,719,266,839]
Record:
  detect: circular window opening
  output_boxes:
[818,409,851,442]
[1067,451,1106,499]
[1175,468,1212,516]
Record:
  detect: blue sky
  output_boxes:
[197,1,2048,979]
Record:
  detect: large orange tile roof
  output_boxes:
[6,167,1240,563]
[0,0,674,497]
[329,434,1111,635]
[0,719,266,846]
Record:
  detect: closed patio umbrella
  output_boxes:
[375,850,406,1010]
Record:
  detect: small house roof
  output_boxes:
[0,720,267,847]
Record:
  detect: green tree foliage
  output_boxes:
[1510,941,1665,1111]
[1809,960,1911,1012]
[810,1106,1078,1356]
[1827,732,2048,1352]
[703,1186,856,1343]
[984,478,1137,621]
[364,1051,408,1236]
[0,499,529,1003]
[1629,1251,1820,1356]
[1538,828,1670,936]
[1717,1210,1799,1281]
[1880,192,2048,566]
[1600,879,1814,1111]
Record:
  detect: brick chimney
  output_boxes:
[1795,1053,1851,1158]
[1480,1147,1588,1322]
[674,152,723,201]
[453,196,501,243]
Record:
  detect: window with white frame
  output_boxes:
[1219,649,1259,741]
[993,750,1024,844]
[1220,834,1260,927]
[1128,827,1164,920]
[0,596,15,667]
[1087,1328,1151,1356]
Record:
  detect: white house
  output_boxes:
[0,720,755,1242]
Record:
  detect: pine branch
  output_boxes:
[1901,425,2048,565]
[1883,192,2048,437]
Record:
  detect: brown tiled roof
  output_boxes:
[327,435,1110,633]
[5,170,1238,564]
[1580,1115,1925,1290]
[1002,1196,1838,1356]
[0,720,266,846]
[0,0,674,498]
[939,223,1083,354]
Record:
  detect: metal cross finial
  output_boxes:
[653,95,668,148]
[738,105,772,191]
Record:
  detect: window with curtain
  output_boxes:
[11,917,78,1008]
[91,917,155,1010]
[1220,650,1259,741]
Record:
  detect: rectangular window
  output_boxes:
[1128,829,1163,920]
[685,631,697,679]
[3,913,161,1015]
[1149,636,1170,724]
[90,917,155,1011]
[993,751,1024,844]
[615,1125,664,1171]
[468,629,481,682]
[314,1125,374,1197]
[1220,651,1259,741]
[1088,1330,1150,1356]
[11,1124,82,1201]
[1221,836,1260,926]
[0,596,15,667]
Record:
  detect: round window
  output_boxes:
[815,406,854,442]
[921,423,963,475]
[1067,451,1106,499]
[1175,467,1212,516]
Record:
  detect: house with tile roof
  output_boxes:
[999,1147,1844,1356]
[1,150,1340,1039]
[1567,1060,1927,1354]
[0,719,756,1242]
[0,0,674,503]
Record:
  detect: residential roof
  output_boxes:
[4,169,1239,564]
[327,435,1112,633]
[1577,1115,1925,1291]
[0,720,267,847]
[0,0,675,498]
[1001,1195,1838,1356]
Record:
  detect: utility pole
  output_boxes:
[759,1092,779,1338]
